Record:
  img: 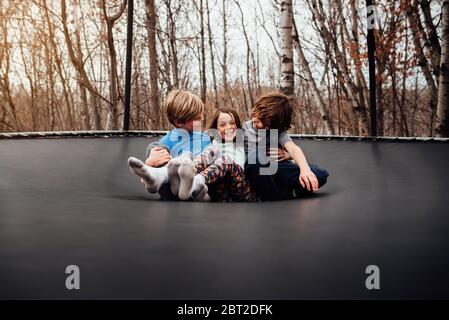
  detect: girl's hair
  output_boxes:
[207,108,242,130]
[251,92,293,131]
[207,108,242,143]
[165,89,204,126]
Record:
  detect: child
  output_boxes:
[128,89,212,201]
[170,108,257,202]
[243,92,329,201]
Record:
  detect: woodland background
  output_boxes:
[0,0,448,137]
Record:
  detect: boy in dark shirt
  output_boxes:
[243,92,329,201]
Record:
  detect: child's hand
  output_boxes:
[300,169,319,192]
[145,147,172,167]
[268,148,291,162]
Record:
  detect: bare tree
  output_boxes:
[234,0,255,107]
[145,0,161,128]
[198,0,207,103]
[0,0,444,138]
[164,0,180,89]
[307,0,369,135]
[292,18,334,134]
[407,0,438,136]
[348,0,370,123]
[219,0,233,108]
[42,0,75,130]
[436,0,449,137]
[420,0,442,80]
[0,1,20,131]
[100,0,127,130]
[206,0,219,108]
[61,0,103,129]
[374,1,400,136]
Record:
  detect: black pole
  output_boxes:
[123,0,134,131]
[366,0,377,136]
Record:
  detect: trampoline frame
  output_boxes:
[1,130,448,142]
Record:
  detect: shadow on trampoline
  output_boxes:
[297,191,331,199]
[113,191,331,202]
[108,194,158,202]
[1,135,449,299]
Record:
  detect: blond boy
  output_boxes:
[128,89,211,201]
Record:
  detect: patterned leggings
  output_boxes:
[193,146,257,202]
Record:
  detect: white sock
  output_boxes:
[167,158,182,195]
[178,159,209,201]
[178,158,195,200]
[147,166,169,190]
[191,175,210,202]
[128,157,168,193]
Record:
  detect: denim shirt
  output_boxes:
[145,128,211,159]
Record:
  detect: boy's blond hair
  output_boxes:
[165,89,204,126]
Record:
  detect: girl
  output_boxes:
[168,108,257,202]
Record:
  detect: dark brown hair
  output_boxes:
[207,108,242,130]
[207,108,242,142]
[251,92,293,131]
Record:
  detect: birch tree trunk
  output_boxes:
[279,0,294,99]
[436,1,449,137]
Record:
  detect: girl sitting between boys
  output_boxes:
[128,89,256,202]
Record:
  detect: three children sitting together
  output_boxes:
[128,89,329,202]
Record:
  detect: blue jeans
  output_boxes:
[245,151,329,201]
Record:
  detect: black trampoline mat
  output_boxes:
[0,137,448,299]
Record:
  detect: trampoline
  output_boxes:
[1,133,449,299]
